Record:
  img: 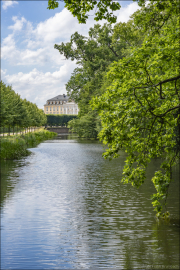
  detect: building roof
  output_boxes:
[47,94,69,101]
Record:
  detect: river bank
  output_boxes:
[0,129,57,160]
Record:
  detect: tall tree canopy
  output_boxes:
[92,0,180,217]
[0,81,47,129]
[55,24,122,115]
[51,0,180,217]
[54,23,129,136]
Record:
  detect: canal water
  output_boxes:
[1,135,179,269]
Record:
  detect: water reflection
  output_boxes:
[1,159,27,208]
[1,135,179,269]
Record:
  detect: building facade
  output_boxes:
[44,94,79,115]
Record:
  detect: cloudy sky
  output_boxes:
[1,1,140,109]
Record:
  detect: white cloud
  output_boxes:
[2,3,140,67]
[116,2,140,23]
[1,69,7,76]
[1,9,95,67]
[1,2,141,108]
[2,61,76,108]
[2,0,18,10]
[1,34,17,61]
[8,16,27,31]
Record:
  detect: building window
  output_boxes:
[53,107,55,111]
[46,107,48,111]
[57,107,59,111]
[50,107,52,111]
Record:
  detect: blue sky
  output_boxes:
[1,1,140,108]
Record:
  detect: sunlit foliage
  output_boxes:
[92,0,180,217]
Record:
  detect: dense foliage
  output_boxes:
[46,114,77,127]
[53,0,180,217]
[0,81,47,130]
[48,0,168,24]
[48,0,121,23]
[92,0,180,217]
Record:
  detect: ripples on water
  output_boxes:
[1,135,179,269]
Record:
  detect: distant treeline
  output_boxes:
[46,114,77,127]
[1,81,47,131]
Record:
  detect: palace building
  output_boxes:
[44,94,79,115]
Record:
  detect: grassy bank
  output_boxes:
[0,130,57,160]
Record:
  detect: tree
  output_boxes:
[49,0,179,216]
[91,1,180,217]
[0,82,47,131]
[11,94,28,129]
[1,82,15,127]
[47,0,121,23]
[55,23,124,137]
[68,112,100,138]
[47,0,177,25]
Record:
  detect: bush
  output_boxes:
[0,130,57,160]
